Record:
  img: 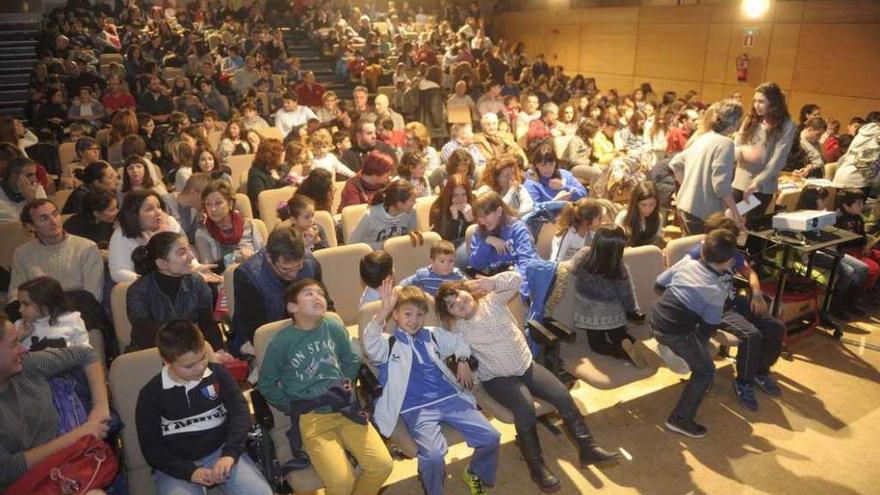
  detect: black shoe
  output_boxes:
[560,411,622,467]
[664,415,707,439]
[517,426,561,493]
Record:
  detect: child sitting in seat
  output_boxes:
[279,195,330,251]
[401,240,468,296]
[836,188,880,293]
[257,279,392,495]
[570,226,649,366]
[349,180,418,249]
[551,198,604,262]
[15,276,90,351]
[363,281,500,495]
[360,250,394,306]
[136,320,272,495]
[796,186,871,319]
[651,229,737,439]
[311,129,356,180]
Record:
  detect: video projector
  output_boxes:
[772,210,837,233]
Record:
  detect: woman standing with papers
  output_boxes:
[671,99,745,235]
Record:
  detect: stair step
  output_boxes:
[0,39,37,47]
[4,59,36,69]
[0,51,36,60]
[0,74,30,84]
[0,89,29,100]
[0,82,28,91]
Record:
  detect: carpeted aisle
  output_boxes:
[379,320,880,495]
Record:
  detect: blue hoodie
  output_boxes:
[469,219,540,297]
[524,169,587,204]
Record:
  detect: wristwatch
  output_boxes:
[456,355,470,363]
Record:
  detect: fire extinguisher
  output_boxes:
[736,53,749,82]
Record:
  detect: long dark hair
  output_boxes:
[79,188,116,223]
[740,82,791,142]
[622,181,660,247]
[579,226,628,280]
[796,185,829,211]
[17,276,72,326]
[131,231,185,275]
[296,168,334,212]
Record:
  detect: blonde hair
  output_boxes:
[311,128,333,149]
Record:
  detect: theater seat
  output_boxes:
[340,203,369,242]
[0,221,31,271]
[313,243,374,325]
[414,195,436,232]
[257,186,296,231]
[252,314,356,494]
[383,231,442,283]
[226,154,254,192]
[548,246,667,389]
[234,193,253,220]
[664,234,704,267]
[276,209,338,247]
[109,348,164,495]
[111,282,132,351]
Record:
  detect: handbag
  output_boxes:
[3,434,118,495]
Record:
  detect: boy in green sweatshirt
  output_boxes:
[257,279,392,495]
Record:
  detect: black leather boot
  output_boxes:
[560,411,622,468]
[516,425,561,493]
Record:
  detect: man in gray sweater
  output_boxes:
[671,100,744,235]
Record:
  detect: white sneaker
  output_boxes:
[658,344,690,375]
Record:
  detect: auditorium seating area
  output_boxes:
[1,1,879,494]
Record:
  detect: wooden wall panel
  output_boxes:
[703,22,732,83]
[543,25,581,70]
[639,5,711,23]
[578,23,638,76]
[791,23,880,100]
[495,1,880,120]
[801,1,880,23]
[635,23,709,81]
[764,23,801,89]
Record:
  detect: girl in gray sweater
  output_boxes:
[348,180,418,249]
[571,226,650,366]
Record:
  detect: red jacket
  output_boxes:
[339,174,384,213]
[295,82,326,108]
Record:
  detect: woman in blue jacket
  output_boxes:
[469,191,540,298]
[524,140,588,204]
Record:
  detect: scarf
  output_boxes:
[205,210,244,245]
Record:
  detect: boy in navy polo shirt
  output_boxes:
[135,320,271,495]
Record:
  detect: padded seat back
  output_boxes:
[109,348,163,495]
[340,203,369,242]
[664,234,704,267]
[383,231,442,283]
[258,186,296,230]
[314,243,374,325]
[111,282,133,350]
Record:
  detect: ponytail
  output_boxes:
[132,231,184,275]
[372,180,415,209]
[556,198,602,236]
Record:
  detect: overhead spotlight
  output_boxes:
[742,0,771,19]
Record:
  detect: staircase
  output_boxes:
[0,20,39,121]
[281,28,353,101]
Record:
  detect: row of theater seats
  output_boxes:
[105,228,717,494]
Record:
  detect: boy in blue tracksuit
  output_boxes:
[363,280,500,495]
[650,229,737,439]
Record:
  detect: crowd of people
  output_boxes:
[1,0,879,494]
